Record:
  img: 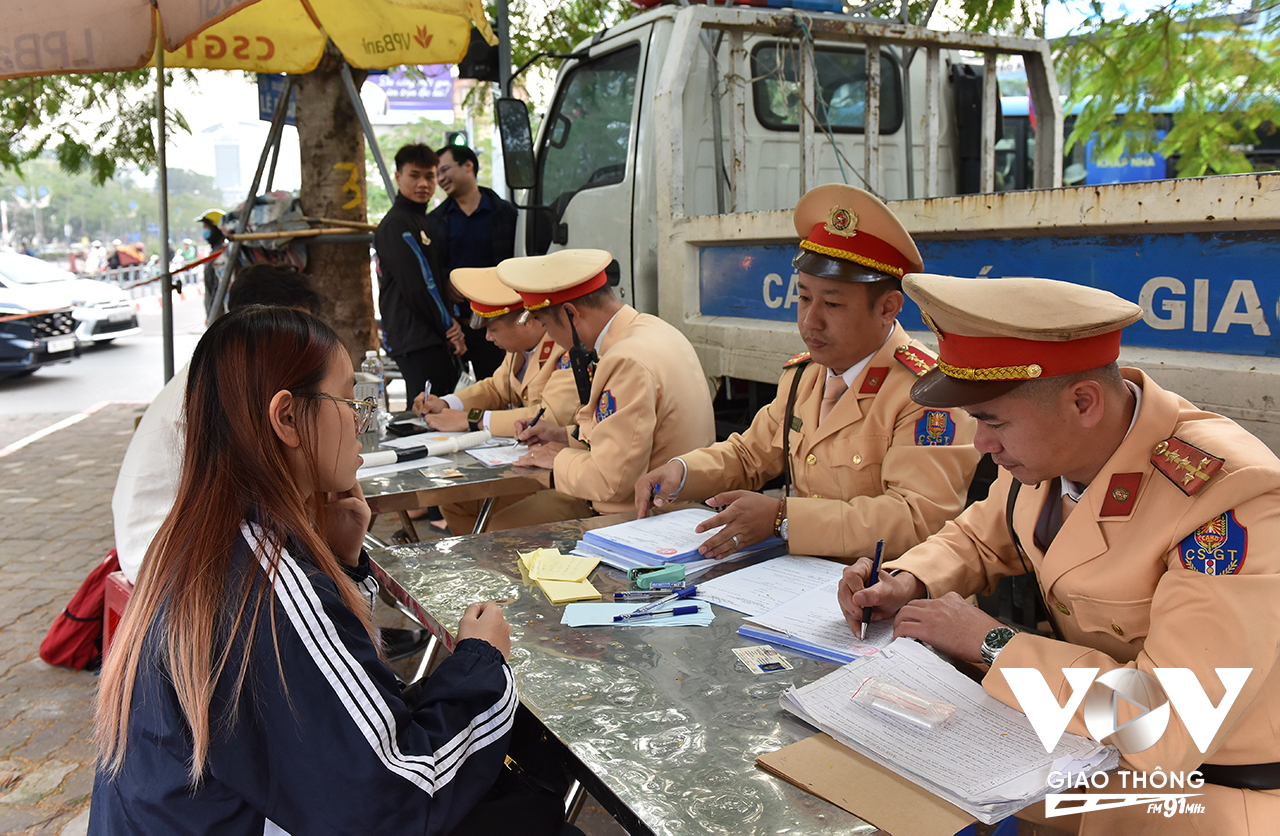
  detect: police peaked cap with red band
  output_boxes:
[452,267,523,329]
[792,184,923,283]
[903,273,1144,407]
[496,249,613,312]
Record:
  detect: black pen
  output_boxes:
[527,406,547,429]
[860,539,884,640]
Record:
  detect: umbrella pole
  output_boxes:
[155,23,174,382]
[339,62,395,205]
[208,75,294,324]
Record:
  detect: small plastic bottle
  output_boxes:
[360,350,389,434]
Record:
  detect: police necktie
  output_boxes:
[819,376,848,425]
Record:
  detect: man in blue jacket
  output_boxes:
[427,144,518,379]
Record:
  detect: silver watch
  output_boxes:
[981,626,1016,666]
[778,518,788,542]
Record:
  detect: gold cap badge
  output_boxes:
[825,205,859,238]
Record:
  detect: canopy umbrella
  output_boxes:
[4,0,495,378]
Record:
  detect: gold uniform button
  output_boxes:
[813,494,823,499]
[806,454,817,466]
[852,454,862,465]
[1057,603,1071,616]
[1111,623,1125,637]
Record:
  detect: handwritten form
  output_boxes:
[744,579,894,656]
[465,443,529,468]
[696,555,846,616]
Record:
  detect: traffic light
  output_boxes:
[445,131,469,148]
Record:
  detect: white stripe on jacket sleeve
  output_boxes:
[241,523,517,795]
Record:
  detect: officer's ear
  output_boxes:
[875,288,905,323]
[1068,379,1107,429]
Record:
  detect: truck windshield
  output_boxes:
[752,43,903,133]
[538,45,640,222]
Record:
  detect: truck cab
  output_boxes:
[498,3,1280,450]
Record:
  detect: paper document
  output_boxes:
[739,578,892,663]
[561,601,715,628]
[579,508,785,569]
[357,456,449,478]
[466,443,530,468]
[696,555,846,617]
[779,638,1117,823]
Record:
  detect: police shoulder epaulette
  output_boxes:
[783,351,811,369]
[1151,436,1224,497]
[894,345,936,378]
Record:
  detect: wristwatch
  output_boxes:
[981,625,1017,666]
[778,518,789,542]
[467,408,483,433]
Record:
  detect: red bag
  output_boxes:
[39,550,121,671]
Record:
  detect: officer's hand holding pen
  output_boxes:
[836,556,927,637]
[634,460,686,518]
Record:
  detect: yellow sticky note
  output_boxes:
[518,549,540,574]
[536,578,601,605]
[530,551,599,583]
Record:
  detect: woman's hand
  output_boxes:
[457,602,512,660]
[324,482,371,566]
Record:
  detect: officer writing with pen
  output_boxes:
[412,266,580,534]
[483,248,716,530]
[635,184,979,563]
[840,273,1280,835]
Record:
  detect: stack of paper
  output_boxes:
[575,508,785,574]
[518,548,601,604]
[778,638,1118,824]
[561,601,715,628]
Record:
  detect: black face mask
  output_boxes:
[566,307,598,404]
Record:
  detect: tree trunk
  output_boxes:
[293,48,376,369]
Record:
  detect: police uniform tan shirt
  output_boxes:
[455,337,578,437]
[679,322,980,562]
[890,369,1280,834]
[556,306,715,515]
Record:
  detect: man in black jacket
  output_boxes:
[375,144,467,405]
[427,144,518,379]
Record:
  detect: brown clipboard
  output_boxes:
[756,733,977,836]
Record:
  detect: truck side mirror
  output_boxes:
[495,98,538,190]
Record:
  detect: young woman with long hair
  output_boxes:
[90,306,519,834]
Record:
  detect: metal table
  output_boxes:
[359,448,551,539]
[370,518,876,836]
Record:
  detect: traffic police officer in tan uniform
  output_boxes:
[841,274,1280,834]
[412,266,581,534]
[636,185,979,562]
[486,249,715,528]
[413,267,578,437]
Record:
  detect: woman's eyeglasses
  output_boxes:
[310,394,378,434]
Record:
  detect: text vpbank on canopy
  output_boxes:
[2,0,494,78]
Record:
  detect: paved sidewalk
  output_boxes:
[0,403,141,835]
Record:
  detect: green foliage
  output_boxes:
[1,70,193,186]
[1057,1,1280,177]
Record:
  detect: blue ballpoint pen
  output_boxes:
[613,605,699,623]
[527,406,547,429]
[628,584,697,617]
[860,539,884,640]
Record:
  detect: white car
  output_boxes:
[0,252,141,345]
